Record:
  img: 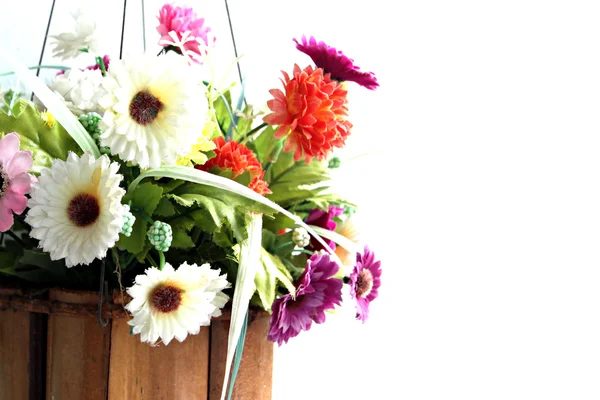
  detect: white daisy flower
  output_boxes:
[125,262,231,345]
[46,68,105,115]
[98,55,208,169]
[50,9,100,60]
[25,152,125,267]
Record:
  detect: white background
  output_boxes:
[2,1,600,399]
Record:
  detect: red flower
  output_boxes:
[263,65,352,164]
[196,136,262,179]
[196,137,271,196]
[248,171,272,196]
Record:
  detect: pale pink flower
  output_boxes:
[0,133,34,232]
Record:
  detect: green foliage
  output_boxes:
[117,182,164,256]
[166,182,273,245]
[0,99,80,173]
[254,247,296,311]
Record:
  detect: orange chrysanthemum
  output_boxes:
[248,171,272,196]
[196,136,262,179]
[196,136,271,196]
[263,64,352,163]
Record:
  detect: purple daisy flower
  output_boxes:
[268,252,343,345]
[293,35,379,90]
[349,246,382,323]
[305,205,344,251]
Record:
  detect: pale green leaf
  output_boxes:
[0,48,100,157]
[254,247,295,311]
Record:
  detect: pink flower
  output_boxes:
[0,133,34,232]
[157,3,213,63]
[349,246,382,323]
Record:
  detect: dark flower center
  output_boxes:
[0,166,7,199]
[356,269,374,298]
[129,91,164,125]
[68,193,100,227]
[151,285,182,313]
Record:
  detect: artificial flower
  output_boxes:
[334,217,361,266]
[157,3,214,63]
[268,252,343,345]
[263,65,352,163]
[99,55,208,169]
[176,118,217,167]
[0,133,34,232]
[294,36,379,90]
[305,205,344,251]
[248,171,272,196]
[47,68,104,115]
[50,8,100,60]
[86,55,111,72]
[25,153,125,267]
[349,246,382,323]
[196,136,262,179]
[126,262,230,345]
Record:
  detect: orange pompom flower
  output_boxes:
[197,136,262,179]
[196,136,271,195]
[263,64,352,163]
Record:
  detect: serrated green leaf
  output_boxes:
[117,217,147,255]
[118,182,164,255]
[154,197,177,217]
[0,100,80,173]
[125,182,164,215]
[254,247,296,311]
[171,229,195,249]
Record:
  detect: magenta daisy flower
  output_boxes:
[268,252,343,345]
[349,246,382,323]
[0,133,34,232]
[293,35,379,90]
[305,205,344,251]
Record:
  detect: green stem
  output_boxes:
[158,251,165,271]
[294,248,314,256]
[263,139,285,175]
[239,122,268,145]
[146,254,159,269]
[95,56,106,75]
[0,65,70,77]
[5,230,25,247]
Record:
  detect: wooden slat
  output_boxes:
[46,289,111,400]
[0,308,31,400]
[108,318,210,399]
[209,315,273,400]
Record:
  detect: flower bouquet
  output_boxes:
[0,2,382,398]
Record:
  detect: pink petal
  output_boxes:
[0,202,14,232]
[3,191,27,214]
[5,150,33,179]
[8,172,32,195]
[0,133,19,165]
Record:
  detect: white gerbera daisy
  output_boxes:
[99,55,208,169]
[25,152,125,267]
[50,9,100,60]
[125,262,231,345]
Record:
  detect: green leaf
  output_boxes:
[266,152,331,205]
[0,49,100,157]
[171,229,195,249]
[18,249,67,277]
[254,247,295,311]
[125,182,164,215]
[250,125,278,166]
[214,90,233,135]
[0,100,80,173]
[221,213,263,400]
[154,197,177,217]
[118,182,164,255]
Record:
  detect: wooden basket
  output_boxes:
[0,287,273,400]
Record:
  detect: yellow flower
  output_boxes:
[40,111,55,128]
[176,118,217,167]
